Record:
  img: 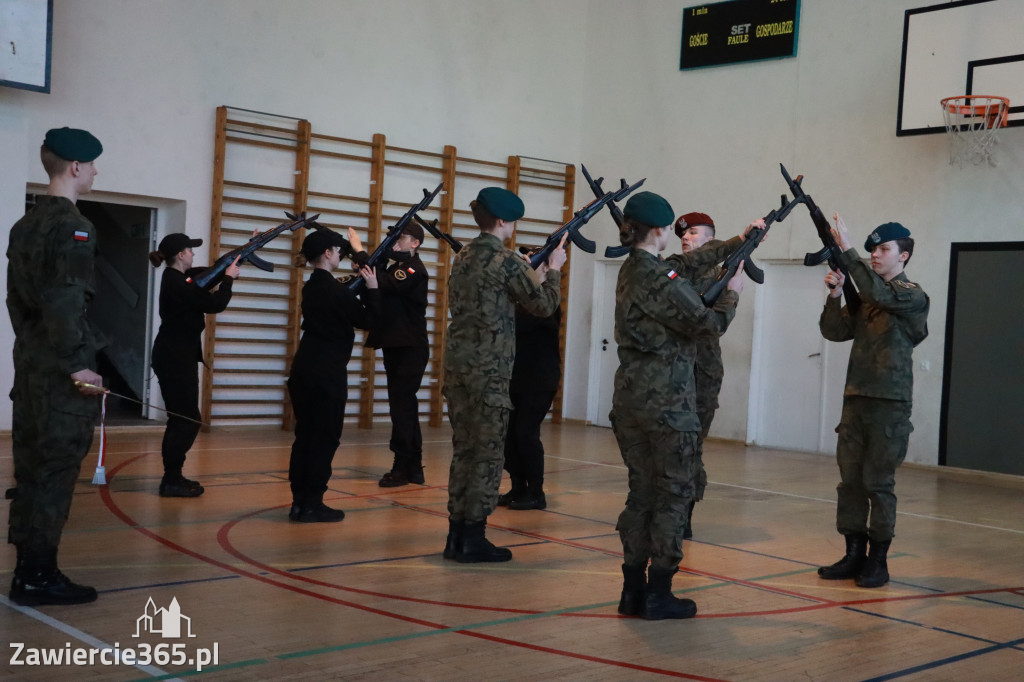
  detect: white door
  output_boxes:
[588,260,622,428]
[748,262,850,454]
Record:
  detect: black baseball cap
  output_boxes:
[158,233,203,259]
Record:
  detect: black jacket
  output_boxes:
[151,268,233,369]
[509,305,562,394]
[290,268,380,387]
[366,253,428,349]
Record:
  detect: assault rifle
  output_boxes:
[528,176,645,270]
[700,186,803,306]
[780,164,861,314]
[193,211,321,290]
[580,164,634,259]
[413,214,463,253]
[347,183,443,293]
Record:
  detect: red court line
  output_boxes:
[97,455,728,681]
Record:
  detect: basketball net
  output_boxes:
[940,96,1010,167]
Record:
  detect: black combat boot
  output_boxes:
[496,477,527,507]
[456,521,512,563]
[682,500,696,540]
[617,563,647,616]
[159,469,204,498]
[10,547,97,606]
[817,533,868,580]
[289,493,345,523]
[405,465,425,485]
[508,480,546,510]
[855,539,891,588]
[643,566,697,620]
[443,519,464,560]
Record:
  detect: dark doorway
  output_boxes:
[26,194,157,425]
[939,242,1024,476]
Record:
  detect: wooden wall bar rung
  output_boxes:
[223,136,299,153]
[309,132,374,147]
[308,149,373,163]
[455,155,508,168]
[224,119,301,136]
[385,144,446,158]
[383,159,443,173]
[224,180,295,194]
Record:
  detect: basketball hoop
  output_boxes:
[940,95,1010,167]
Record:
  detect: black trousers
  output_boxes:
[382,346,428,468]
[153,361,202,475]
[287,372,346,502]
[503,389,556,486]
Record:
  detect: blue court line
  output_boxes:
[860,635,1024,681]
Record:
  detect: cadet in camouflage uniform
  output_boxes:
[442,187,565,563]
[611,191,757,620]
[7,128,107,605]
[665,212,727,539]
[817,216,929,589]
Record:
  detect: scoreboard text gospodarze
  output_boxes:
[681,0,800,70]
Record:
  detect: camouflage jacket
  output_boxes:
[819,248,929,401]
[6,196,104,375]
[612,248,739,429]
[444,232,561,380]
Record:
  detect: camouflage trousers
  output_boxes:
[444,372,512,523]
[611,408,702,571]
[834,396,913,542]
[8,372,98,551]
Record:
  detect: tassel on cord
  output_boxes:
[91,392,107,485]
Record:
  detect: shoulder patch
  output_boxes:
[667,270,678,280]
[394,269,407,280]
[407,267,416,274]
[73,230,90,242]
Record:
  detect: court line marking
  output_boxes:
[0,594,176,680]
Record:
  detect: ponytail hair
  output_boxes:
[619,218,656,248]
[148,250,167,267]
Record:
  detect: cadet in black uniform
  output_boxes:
[149,234,239,497]
[497,303,562,510]
[287,229,379,522]
[350,224,430,487]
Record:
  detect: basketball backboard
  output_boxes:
[898,0,1024,136]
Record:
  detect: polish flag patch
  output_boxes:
[406,267,416,274]
[667,270,678,279]
[73,230,90,242]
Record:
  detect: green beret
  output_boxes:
[864,222,911,251]
[43,127,103,162]
[476,187,525,222]
[623,191,674,228]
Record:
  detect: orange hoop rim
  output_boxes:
[941,95,1010,125]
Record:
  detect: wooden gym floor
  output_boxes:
[2,422,1023,681]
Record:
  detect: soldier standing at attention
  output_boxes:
[442,187,565,563]
[149,234,240,497]
[817,215,928,588]
[7,127,107,605]
[665,212,727,539]
[349,223,430,488]
[612,191,756,620]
